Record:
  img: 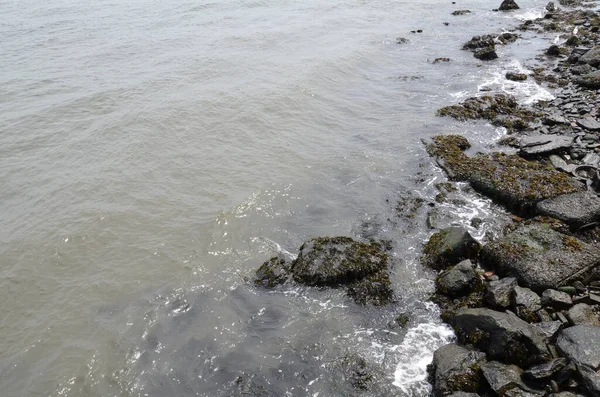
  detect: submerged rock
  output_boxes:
[422,227,481,270]
[480,222,600,292]
[499,0,520,11]
[430,343,487,396]
[537,191,600,230]
[255,255,290,288]
[506,72,528,81]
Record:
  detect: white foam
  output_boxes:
[512,8,545,21]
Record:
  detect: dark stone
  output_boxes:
[339,354,377,390]
[576,117,600,131]
[512,286,542,322]
[568,47,591,64]
[463,35,495,50]
[430,343,487,396]
[422,227,481,270]
[575,70,600,89]
[498,32,519,44]
[485,277,518,308]
[541,289,573,310]
[524,358,568,380]
[570,64,594,75]
[506,72,528,81]
[519,135,573,156]
[537,191,600,230]
[396,37,409,44]
[567,303,600,326]
[556,325,600,395]
[436,260,479,298]
[451,308,551,367]
[255,255,290,288]
[434,57,451,64]
[452,10,471,15]
[542,113,568,126]
[480,223,600,292]
[480,361,543,396]
[547,45,561,57]
[578,46,600,68]
[347,272,394,306]
[498,0,520,11]
[532,320,562,340]
[474,46,498,61]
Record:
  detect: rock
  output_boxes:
[524,358,568,380]
[537,191,600,229]
[480,361,542,396]
[347,272,394,306]
[575,70,600,89]
[506,72,528,81]
[427,135,583,214]
[430,343,487,396]
[570,64,595,75]
[512,286,542,322]
[396,37,409,44]
[339,354,377,390]
[474,46,498,61]
[546,1,556,11]
[576,116,600,131]
[541,289,573,310]
[567,303,600,326]
[452,10,471,15]
[485,277,518,308]
[451,308,550,366]
[480,223,600,292]
[548,155,575,174]
[532,321,562,340]
[519,135,573,156]
[556,325,600,395]
[447,393,481,397]
[543,113,569,126]
[255,255,290,288]
[436,259,480,298]
[463,35,495,50]
[578,45,600,68]
[547,45,561,57]
[422,227,481,270]
[568,47,591,64]
[498,32,519,44]
[433,57,451,64]
[498,0,520,11]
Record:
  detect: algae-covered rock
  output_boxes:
[339,354,377,390]
[480,223,600,292]
[506,72,528,81]
[463,35,495,50]
[347,272,394,306]
[427,135,583,213]
[537,191,600,230]
[255,255,290,288]
[430,343,487,396]
[422,227,481,270]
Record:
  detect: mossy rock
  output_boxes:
[430,343,487,396]
[347,271,394,306]
[255,255,290,288]
[422,227,481,270]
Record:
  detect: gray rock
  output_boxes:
[578,45,600,68]
[541,289,573,310]
[543,113,569,126]
[532,320,562,340]
[463,35,495,50]
[512,286,542,322]
[447,393,481,397]
[556,325,600,395]
[452,308,550,366]
[576,116,600,131]
[436,259,479,298]
[422,227,481,270]
[570,64,595,75]
[519,135,573,156]
[480,361,542,396]
[506,72,528,81]
[575,70,600,89]
[548,155,575,174]
[431,343,487,396]
[537,192,600,229]
[567,303,600,326]
[485,277,517,308]
[498,0,520,11]
[474,46,498,61]
[255,255,290,288]
[524,358,568,380]
[480,223,600,292]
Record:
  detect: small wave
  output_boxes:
[512,8,545,21]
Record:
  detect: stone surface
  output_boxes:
[499,0,520,11]
[537,191,600,230]
[578,45,600,68]
[506,72,528,81]
[255,255,290,288]
[480,222,600,292]
[474,46,498,61]
[532,321,562,340]
[567,303,600,326]
[523,358,568,380]
[576,116,600,131]
[512,286,542,322]
[451,308,550,366]
[541,289,573,310]
[430,343,487,396]
[556,325,600,395]
[436,259,479,298]
[575,70,600,89]
[519,135,573,156]
[463,35,495,50]
[422,227,481,270]
[480,361,542,396]
[485,277,517,308]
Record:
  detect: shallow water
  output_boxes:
[0,0,555,395]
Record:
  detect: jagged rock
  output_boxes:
[506,72,528,81]
[480,361,543,396]
[255,255,290,288]
[485,277,518,308]
[541,289,573,310]
[532,321,562,340]
[575,70,600,89]
[519,135,573,156]
[422,227,481,270]
[499,0,520,11]
[578,46,600,68]
[436,260,480,298]
[556,325,600,395]
[430,343,487,396]
[567,303,600,326]
[480,222,600,292]
[451,308,550,367]
[576,117,600,131]
[474,46,498,61]
[512,286,542,323]
[463,35,495,50]
[524,358,568,380]
[537,191,600,230]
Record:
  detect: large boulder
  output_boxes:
[422,227,481,270]
[567,303,600,326]
[436,259,480,298]
[556,325,600,395]
[430,343,487,396]
[536,191,600,230]
[578,46,600,68]
[427,136,583,214]
[498,0,520,11]
[480,222,600,292]
[451,308,550,367]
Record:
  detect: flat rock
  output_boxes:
[542,113,569,126]
[519,135,573,156]
[480,222,600,292]
[431,343,487,396]
[532,320,563,340]
[451,308,550,366]
[485,277,517,308]
[541,289,573,310]
[537,191,600,229]
[576,117,600,131]
[481,361,542,396]
[422,227,481,270]
[556,325,600,395]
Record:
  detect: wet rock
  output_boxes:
[570,63,595,75]
[578,45,600,68]
[430,343,487,396]
[498,0,520,11]
[481,361,544,396]
[546,1,556,11]
[537,191,600,230]
[396,37,409,44]
[485,277,517,308]
[480,222,600,292]
[519,135,573,156]
[498,32,520,44]
[452,10,471,15]
[541,289,573,310]
[512,286,542,322]
[556,325,600,395]
[474,46,499,61]
[568,47,591,64]
[506,72,528,81]
[339,354,376,390]
[436,260,480,298]
[451,308,550,367]
[547,44,561,57]
[422,227,481,270]
[347,272,394,306]
[524,358,568,380]
[567,303,600,326]
[255,255,290,288]
[427,135,582,213]
[576,116,600,131]
[575,70,600,89]
[463,35,495,50]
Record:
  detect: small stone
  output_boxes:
[498,0,520,11]
[542,289,573,310]
[567,303,600,326]
[506,72,528,81]
[576,117,600,131]
[485,277,517,308]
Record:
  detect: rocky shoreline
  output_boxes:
[251,1,600,396]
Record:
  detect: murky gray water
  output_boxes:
[0,0,554,395]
